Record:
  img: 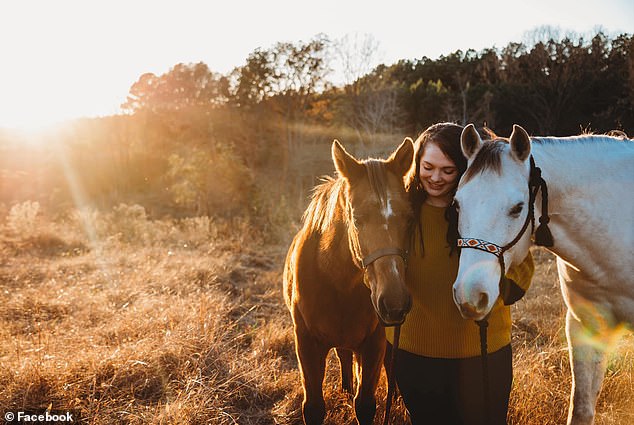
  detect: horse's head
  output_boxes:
[452,124,533,320]
[332,139,414,326]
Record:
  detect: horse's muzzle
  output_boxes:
[376,292,412,326]
[453,287,489,320]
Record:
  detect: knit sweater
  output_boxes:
[386,203,534,358]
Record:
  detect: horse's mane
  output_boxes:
[302,175,347,234]
[462,140,507,182]
[302,160,388,234]
[462,132,631,183]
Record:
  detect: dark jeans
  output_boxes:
[386,343,512,425]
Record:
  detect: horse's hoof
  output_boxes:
[354,400,376,425]
[303,401,325,425]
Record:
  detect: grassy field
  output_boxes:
[0,206,632,424]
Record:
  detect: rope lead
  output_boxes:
[476,318,491,423]
[383,325,400,425]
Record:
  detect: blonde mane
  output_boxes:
[302,176,347,234]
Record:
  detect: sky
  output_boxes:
[1,0,632,129]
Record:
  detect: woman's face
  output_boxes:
[419,142,459,207]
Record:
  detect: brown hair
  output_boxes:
[406,122,468,255]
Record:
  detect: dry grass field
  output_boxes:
[0,204,632,424]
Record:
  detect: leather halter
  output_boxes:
[357,161,409,271]
[456,155,553,285]
[361,247,408,269]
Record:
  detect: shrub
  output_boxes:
[6,201,40,237]
[167,145,254,217]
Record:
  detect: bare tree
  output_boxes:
[354,86,406,151]
[333,34,405,152]
[522,25,584,48]
[334,33,382,89]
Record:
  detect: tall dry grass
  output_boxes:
[0,203,631,424]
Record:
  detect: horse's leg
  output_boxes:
[294,314,329,425]
[565,309,608,425]
[558,260,611,425]
[336,348,354,394]
[355,325,386,425]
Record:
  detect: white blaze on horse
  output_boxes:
[451,124,633,425]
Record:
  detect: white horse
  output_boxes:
[451,124,633,425]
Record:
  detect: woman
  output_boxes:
[385,122,534,425]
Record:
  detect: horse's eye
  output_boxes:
[509,202,524,217]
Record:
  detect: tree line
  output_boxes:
[0,30,631,232]
[124,30,633,137]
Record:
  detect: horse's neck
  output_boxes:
[531,139,634,274]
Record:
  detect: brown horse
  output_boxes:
[284,139,414,424]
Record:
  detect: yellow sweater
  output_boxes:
[386,203,534,358]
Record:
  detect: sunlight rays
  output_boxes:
[51,141,111,274]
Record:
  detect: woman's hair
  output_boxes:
[406,122,468,255]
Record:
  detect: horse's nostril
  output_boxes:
[460,302,478,317]
[377,294,411,324]
[477,292,489,311]
[379,297,387,312]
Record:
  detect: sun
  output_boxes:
[0,90,121,147]
[0,58,127,139]
[0,108,73,148]
[0,96,78,132]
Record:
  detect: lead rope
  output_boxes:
[383,325,400,425]
[474,229,509,424]
[476,318,490,423]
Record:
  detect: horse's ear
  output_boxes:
[461,124,482,161]
[387,137,414,178]
[332,140,364,180]
[509,124,531,162]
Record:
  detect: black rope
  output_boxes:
[383,325,400,425]
[530,156,554,247]
[476,318,491,423]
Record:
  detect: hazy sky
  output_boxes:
[1,0,632,129]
